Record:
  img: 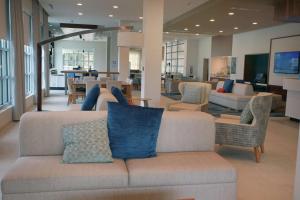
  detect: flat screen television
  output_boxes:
[274,51,300,74]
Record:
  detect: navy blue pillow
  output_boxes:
[223,79,234,93]
[111,86,128,105]
[81,84,100,111]
[107,102,164,159]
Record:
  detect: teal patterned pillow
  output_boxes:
[62,119,113,163]
[240,103,253,124]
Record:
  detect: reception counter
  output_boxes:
[283,78,300,120]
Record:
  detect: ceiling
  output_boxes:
[164,0,283,36]
[39,0,209,27]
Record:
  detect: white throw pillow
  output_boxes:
[181,85,202,104]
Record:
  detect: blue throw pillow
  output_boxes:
[81,84,100,110]
[107,102,164,159]
[223,79,234,93]
[111,86,128,105]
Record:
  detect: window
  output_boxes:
[129,50,141,70]
[24,45,34,96]
[62,49,94,69]
[0,39,11,108]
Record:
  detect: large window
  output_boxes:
[24,45,34,96]
[62,49,94,69]
[129,50,141,70]
[0,39,11,108]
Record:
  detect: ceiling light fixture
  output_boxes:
[209,18,215,22]
[139,16,143,19]
[112,5,119,9]
[184,28,188,31]
[195,24,200,27]
[219,30,223,33]
[78,12,83,16]
[195,33,200,36]
[165,32,169,34]
[76,3,83,6]
[228,12,234,15]
[234,27,239,30]
[108,14,114,18]
[252,22,258,25]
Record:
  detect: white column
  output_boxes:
[141,0,164,105]
[118,47,130,81]
[294,126,300,200]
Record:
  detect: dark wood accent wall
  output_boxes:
[267,85,287,101]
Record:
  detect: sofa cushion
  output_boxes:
[1,156,128,194]
[62,119,113,163]
[167,102,202,111]
[223,80,234,93]
[126,152,236,187]
[210,90,252,102]
[232,83,254,96]
[181,85,201,104]
[81,84,100,110]
[95,92,117,111]
[107,102,164,159]
[216,81,224,90]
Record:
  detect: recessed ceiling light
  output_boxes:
[195,24,200,27]
[112,5,119,9]
[78,12,83,16]
[219,30,223,33]
[209,18,215,22]
[184,28,188,31]
[252,22,258,25]
[138,30,142,33]
[139,16,143,19]
[76,3,83,6]
[195,33,200,36]
[165,32,169,34]
[108,14,114,18]
[228,12,234,16]
[234,27,239,30]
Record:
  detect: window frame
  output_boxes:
[0,39,11,109]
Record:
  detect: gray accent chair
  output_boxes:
[215,93,272,162]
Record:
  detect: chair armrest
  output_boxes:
[220,114,241,120]
[166,101,181,110]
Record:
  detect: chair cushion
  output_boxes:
[240,102,253,124]
[126,152,236,187]
[223,79,234,93]
[107,102,164,159]
[111,86,128,105]
[181,85,201,104]
[1,156,128,194]
[62,119,113,163]
[81,84,100,110]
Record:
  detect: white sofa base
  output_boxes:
[3,183,236,200]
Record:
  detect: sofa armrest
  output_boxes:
[220,114,241,120]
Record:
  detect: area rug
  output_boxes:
[161,92,285,117]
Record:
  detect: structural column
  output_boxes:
[118,47,130,81]
[141,0,164,105]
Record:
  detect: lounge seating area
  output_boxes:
[0,0,300,200]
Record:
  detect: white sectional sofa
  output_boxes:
[209,81,255,110]
[1,111,236,200]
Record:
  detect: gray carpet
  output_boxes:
[161,92,285,117]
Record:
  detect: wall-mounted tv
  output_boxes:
[274,51,300,74]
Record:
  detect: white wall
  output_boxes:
[185,39,199,77]
[269,35,300,86]
[231,23,300,82]
[54,40,107,72]
[197,37,212,80]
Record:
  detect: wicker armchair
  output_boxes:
[215,93,272,162]
[166,82,211,112]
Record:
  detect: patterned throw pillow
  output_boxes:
[62,119,113,163]
[240,102,254,124]
[181,85,202,104]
